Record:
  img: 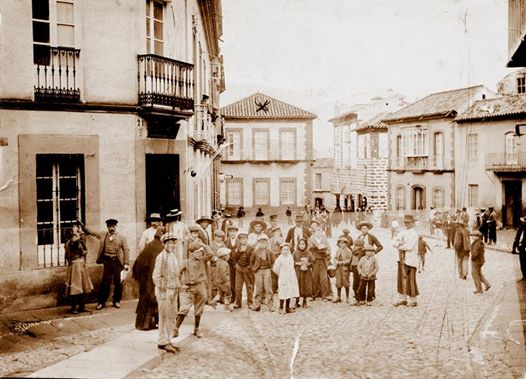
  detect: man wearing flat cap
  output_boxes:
[84,218,130,310]
[152,232,181,353]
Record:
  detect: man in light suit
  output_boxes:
[85,218,130,310]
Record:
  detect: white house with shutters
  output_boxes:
[220,93,316,217]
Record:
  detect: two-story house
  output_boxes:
[220,93,316,216]
[0,0,224,312]
[383,85,490,213]
[455,94,526,228]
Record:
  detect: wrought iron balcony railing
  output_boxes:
[34,46,81,103]
[486,152,526,171]
[138,54,194,111]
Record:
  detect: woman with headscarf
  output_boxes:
[132,227,164,330]
[293,238,314,308]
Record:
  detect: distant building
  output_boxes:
[0,0,224,312]
[455,94,526,227]
[497,68,526,95]
[312,158,335,210]
[220,93,316,216]
[383,85,492,213]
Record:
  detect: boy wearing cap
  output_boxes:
[250,234,275,311]
[333,237,352,303]
[233,230,255,309]
[152,233,181,353]
[84,219,130,310]
[471,230,491,294]
[173,226,213,338]
[350,239,365,305]
[357,245,379,305]
[211,247,233,310]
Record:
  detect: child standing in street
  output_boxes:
[470,230,491,294]
[211,247,233,310]
[418,235,432,273]
[273,243,300,313]
[293,238,314,308]
[357,244,379,305]
[350,239,365,305]
[333,237,352,303]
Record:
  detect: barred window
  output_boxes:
[226,177,243,205]
[36,154,85,267]
[253,178,270,205]
[280,129,295,160]
[280,178,296,205]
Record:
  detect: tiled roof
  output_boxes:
[456,94,526,122]
[356,112,389,131]
[329,111,357,124]
[313,158,334,168]
[221,93,316,120]
[382,85,485,123]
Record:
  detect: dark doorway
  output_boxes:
[412,186,425,210]
[145,154,180,217]
[315,197,323,208]
[504,180,522,228]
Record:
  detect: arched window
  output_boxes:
[506,132,518,165]
[432,187,445,209]
[411,185,426,210]
[395,185,405,210]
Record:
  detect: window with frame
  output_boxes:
[506,132,519,164]
[226,178,243,205]
[379,133,388,158]
[432,187,445,209]
[395,186,405,210]
[32,0,75,65]
[36,154,85,267]
[518,76,526,94]
[253,130,269,160]
[402,127,428,157]
[226,130,242,160]
[433,132,444,168]
[253,178,270,205]
[468,184,479,208]
[146,0,164,55]
[280,178,296,205]
[280,129,296,160]
[315,173,322,189]
[467,134,478,160]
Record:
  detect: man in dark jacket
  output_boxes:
[232,230,254,309]
[285,215,311,251]
[454,220,470,279]
[512,216,526,281]
[470,230,491,294]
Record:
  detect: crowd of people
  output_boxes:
[62,206,497,354]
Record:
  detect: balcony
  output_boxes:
[389,156,450,173]
[137,54,194,111]
[486,152,526,172]
[34,47,81,103]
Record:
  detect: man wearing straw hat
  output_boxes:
[393,214,419,307]
[138,213,163,254]
[356,220,383,254]
[248,219,267,247]
[165,208,188,265]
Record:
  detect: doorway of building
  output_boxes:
[315,197,323,208]
[145,154,180,217]
[503,180,522,228]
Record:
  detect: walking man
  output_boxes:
[152,232,181,353]
[85,219,130,310]
[454,219,470,279]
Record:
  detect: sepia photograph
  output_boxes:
[0,0,525,377]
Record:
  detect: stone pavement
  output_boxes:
[1,223,525,378]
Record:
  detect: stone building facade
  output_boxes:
[220,93,316,217]
[312,158,335,210]
[0,0,224,312]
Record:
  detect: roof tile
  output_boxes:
[456,94,526,121]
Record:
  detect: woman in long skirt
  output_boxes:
[132,227,164,330]
[65,221,93,313]
[293,238,314,307]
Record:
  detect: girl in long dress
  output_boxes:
[273,243,299,313]
[293,238,314,308]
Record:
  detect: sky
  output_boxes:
[220,0,512,156]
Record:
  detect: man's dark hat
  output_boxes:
[105,218,118,226]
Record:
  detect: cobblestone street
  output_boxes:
[136,226,526,378]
